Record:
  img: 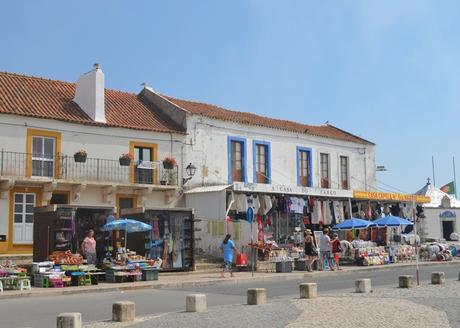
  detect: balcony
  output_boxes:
[0,151,179,187]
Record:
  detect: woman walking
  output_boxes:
[304,229,317,272]
[220,234,238,278]
[331,233,342,271]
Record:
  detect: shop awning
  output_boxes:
[184,185,231,194]
[232,182,353,198]
[353,190,431,203]
[185,185,230,220]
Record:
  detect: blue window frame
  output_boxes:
[296,146,312,187]
[253,140,271,184]
[227,136,247,183]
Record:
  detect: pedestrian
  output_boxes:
[331,233,342,271]
[81,229,97,265]
[220,234,238,278]
[304,229,318,272]
[319,228,332,271]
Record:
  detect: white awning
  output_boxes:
[184,185,231,194]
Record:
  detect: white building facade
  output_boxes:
[141,88,376,256]
[0,68,187,255]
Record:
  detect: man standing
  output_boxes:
[319,228,332,271]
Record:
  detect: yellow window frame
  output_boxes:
[129,141,158,184]
[26,129,62,178]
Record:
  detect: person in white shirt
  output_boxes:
[319,228,333,271]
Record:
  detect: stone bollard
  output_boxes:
[56,313,82,328]
[112,301,135,322]
[186,294,207,312]
[247,288,267,305]
[431,272,446,285]
[299,283,317,299]
[355,279,371,293]
[399,275,414,288]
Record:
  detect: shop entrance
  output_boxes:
[442,220,454,240]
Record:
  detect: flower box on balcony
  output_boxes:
[162,157,177,170]
[119,153,132,166]
[74,150,87,163]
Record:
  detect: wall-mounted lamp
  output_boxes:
[183,163,197,185]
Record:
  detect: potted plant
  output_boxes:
[162,157,177,170]
[119,153,132,166]
[74,149,87,163]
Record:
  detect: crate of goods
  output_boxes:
[141,268,158,281]
[294,259,307,271]
[33,274,50,287]
[275,261,293,273]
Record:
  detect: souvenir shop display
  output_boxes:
[32,260,105,287]
[419,242,459,262]
[0,261,30,292]
[103,248,161,282]
[228,192,350,270]
[33,205,115,263]
[119,207,194,271]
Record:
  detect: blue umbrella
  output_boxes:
[373,215,413,227]
[333,218,376,230]
[103,218,152,248]
[103,218,152,233]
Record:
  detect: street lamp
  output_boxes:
[183,163,197,185]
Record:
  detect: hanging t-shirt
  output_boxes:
[247,195,260,213]
[311,200,321,224]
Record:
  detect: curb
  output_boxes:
[1,260,459,300]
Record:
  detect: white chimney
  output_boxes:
[74,63,106,123]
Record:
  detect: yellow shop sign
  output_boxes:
[353,191,431,203]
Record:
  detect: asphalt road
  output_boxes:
[2,263,460,328]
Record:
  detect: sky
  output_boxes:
[1,0,459,194]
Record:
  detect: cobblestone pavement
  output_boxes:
[86,280,460,328]
[334,279,460,328]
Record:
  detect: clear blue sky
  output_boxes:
[1,1,459,193]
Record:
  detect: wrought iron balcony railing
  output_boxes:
[0,150,178,186]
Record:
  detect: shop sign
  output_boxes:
[353,191,431,203]
[439,210,456,218]
[233,182,353,198]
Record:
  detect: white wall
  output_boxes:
[423,208,460,240]
[0,114,186,180]
[0,114,187,241]
[184,115,376,190]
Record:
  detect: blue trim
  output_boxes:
[253,140,271,184]
[227,136,247,183]
[296,146,312,187]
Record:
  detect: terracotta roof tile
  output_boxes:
[0,72,184,134]
[163,96,374,145]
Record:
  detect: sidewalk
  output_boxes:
[1,260,459,300]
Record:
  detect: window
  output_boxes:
[50,192,69,205]
[320,153,330,188]
[134,146,153,184]
[13,192,35,244]
[340,156,349,190]
[117,195,137,216]
[253,141,270,184]
[297,147,312,187]
[32,136,55,177]
[228,137,246,183]
[26,129,61,178]
[129,142,158,184]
